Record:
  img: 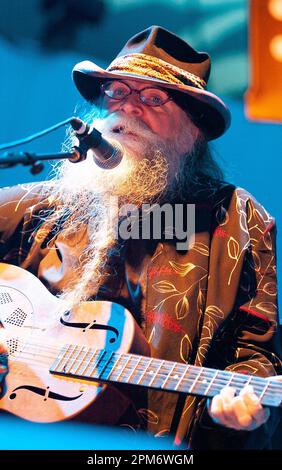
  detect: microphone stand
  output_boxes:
[0,147,83,175]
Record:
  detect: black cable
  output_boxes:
[0,117,74,151]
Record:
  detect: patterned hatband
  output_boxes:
[107,53,207,90]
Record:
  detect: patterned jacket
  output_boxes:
[0,181,281,449]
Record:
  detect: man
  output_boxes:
[0,26,281,449]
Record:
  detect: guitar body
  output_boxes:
[0,263,149,423]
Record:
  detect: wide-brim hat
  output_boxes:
[72,25,231,140]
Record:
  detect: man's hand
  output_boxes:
[208,379,281,431]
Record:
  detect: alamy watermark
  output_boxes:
[104,197,195,250]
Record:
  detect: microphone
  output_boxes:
[70,117,124,169]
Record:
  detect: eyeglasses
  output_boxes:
[100,80,172,107]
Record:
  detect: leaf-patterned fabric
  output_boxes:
[0,181,281,449]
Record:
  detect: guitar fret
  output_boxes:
[162,364,187,389]
[129,357,151,385]
[72,348,91,375]
[261,386,281,407]
[96,351,115,380]
[65,345,83,374]
[258,381,269,401]
[104,353,123,380]
[106,355,130,381]
[137,358,153,385]
[224,371,235,388]
[122,358,141,383]
[161,362,177,389]
[153,362,172,388]
[136,359,172,387]
[97,351,116,380]
[176,367,208,394]
[78,349,97,377]
[59,345,78,373]
[124,356,142,383]
[187,368,202,393]
[148,360,165,387]
[240,374,253,393]
[175,365,189,391]
[88,350,107,378]
[203,370,219,396]
[196,369,237,396]
[114,355,132,382]
[50,344,72,372]
[68,346,85,374]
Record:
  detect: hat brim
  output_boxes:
[72,60,231,140]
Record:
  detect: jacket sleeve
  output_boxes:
[223,200,281,378]
[190,192,282,450]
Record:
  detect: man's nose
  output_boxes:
[118,94,143,116]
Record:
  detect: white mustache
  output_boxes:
[93,113,157,141]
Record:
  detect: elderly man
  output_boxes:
[0,26,281,449]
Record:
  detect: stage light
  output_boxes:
[245,0,282,121]
[270,34,282,61]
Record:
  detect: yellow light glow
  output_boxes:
[268,0,282,20]
[270,34,282,61]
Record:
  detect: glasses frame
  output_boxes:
[100,80,172,107]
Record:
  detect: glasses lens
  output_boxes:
[140,88,170,106]
[103,81,130,100]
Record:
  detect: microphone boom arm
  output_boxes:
[0,150,81,175]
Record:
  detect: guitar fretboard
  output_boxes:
[50,345,282,407]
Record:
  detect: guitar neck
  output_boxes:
[50,345,282,408]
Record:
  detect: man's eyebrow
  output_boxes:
[114,79,160,89]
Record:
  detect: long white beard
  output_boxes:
[44,108,193,308]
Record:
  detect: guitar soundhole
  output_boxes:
[6,309,27,327]
[0,292,13,304]
[6,338,19,355]
[0,286,33,327]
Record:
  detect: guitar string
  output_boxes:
[7,344,282,398]
[7,338,282,391]
[7,356,281,406]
